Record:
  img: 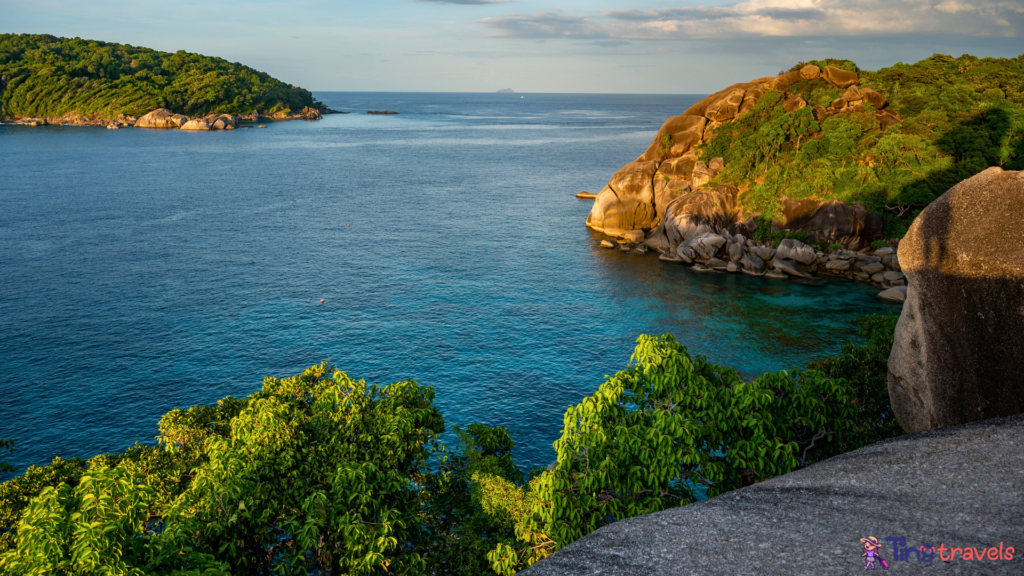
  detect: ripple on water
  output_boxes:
[0,92,898,475]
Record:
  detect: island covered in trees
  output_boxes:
[0,34,323,123]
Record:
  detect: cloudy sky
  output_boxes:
[3,0,1022,93]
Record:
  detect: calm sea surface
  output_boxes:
[0,92,897,475]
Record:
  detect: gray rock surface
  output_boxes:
[771,258,812,278]
[752,246,776,261]
[707,257,729,271]
[740,252,765,276]
[728,241,744,262]
[858,262,885,275]
[521,414,1024,575]
[877,286,908,303]
[679,232,726,261]
[775,238,817,265]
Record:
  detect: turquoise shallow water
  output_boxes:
[0,92,897,474]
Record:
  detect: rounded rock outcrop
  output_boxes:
[135,108,188,129]
[586,161,659,237]
[644,185,740,253]
[180,118,212,131]
[775,238,817,266]
[888,167,1024,433]
[781,198,882,249]
[799,65,820,80]
[822,66,859,88]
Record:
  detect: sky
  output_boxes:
[2,0,1022,93]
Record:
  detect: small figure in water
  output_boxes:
[861,537,887,570]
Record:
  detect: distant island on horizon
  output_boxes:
[496,88,514,93]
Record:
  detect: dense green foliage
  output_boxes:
[807,313,902,445]
[484,321,901,573]
[1,318,901,574]
[0,34,320,119]
[700,54,1024,237]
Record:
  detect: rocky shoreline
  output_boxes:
[598,226,908,303]
[1,106,328,130]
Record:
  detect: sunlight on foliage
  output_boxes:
[1,319,902,575]
[0,34,320,118]
[701,54,1024,236]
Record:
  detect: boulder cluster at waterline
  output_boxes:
[601,223,906,295]
[6,106,323,130]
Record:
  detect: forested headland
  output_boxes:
[0,34,321,120]
[700,54,1024,237]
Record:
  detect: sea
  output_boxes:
[0,92,897,476]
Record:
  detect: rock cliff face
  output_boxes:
[586,65,885,250]
[609,156,905,291]
[888,167,1024,433]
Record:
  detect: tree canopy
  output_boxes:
[699,54,1024,237]
[0,34,320,119]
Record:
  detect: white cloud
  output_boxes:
[934,1,972,13]
[474,0,1024,39]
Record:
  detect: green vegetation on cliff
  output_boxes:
[0,318,899,575]
[701,54,1024,236]
[0,34,320,119]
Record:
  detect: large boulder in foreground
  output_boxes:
[889,167,1024,433]
[586,161,659,237]
[136,108,188,128]
[521,414,1024,575]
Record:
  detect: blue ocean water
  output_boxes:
[0,92,897,475]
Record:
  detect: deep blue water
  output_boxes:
[0,92,897,476]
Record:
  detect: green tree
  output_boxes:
[486,331,901,574]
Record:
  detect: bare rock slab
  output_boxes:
[521,414,1024,576]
